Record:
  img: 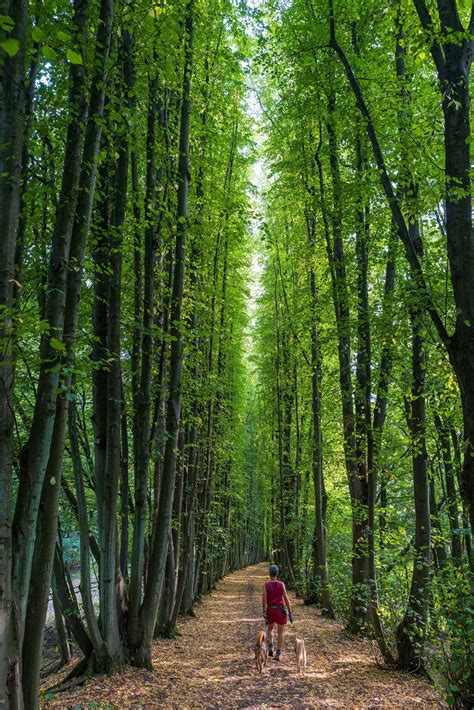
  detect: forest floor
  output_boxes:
[41,563,446,709]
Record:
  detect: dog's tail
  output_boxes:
[258,630,266,645]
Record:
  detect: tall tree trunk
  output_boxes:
[303,138,334,616]
[52,591,72,667]
[353,27,371,629]
[309,263,334,617]
[68,401,106,662]
[133,1,194,668]
[434,415,462,562]
[201,120,237,588]
[195,226,221,597]
[394,16,430,670]
[20,1,113,700]
[13,37,40,317]
[22,394,69,708]
[429,471,447,571]
[273,266,297,589]
[325,79,366,633]
[170,429,199,627]
[52,542,92,658]
[98,27,131,668]
[413,0,474,541]
[214,217,231,579]
[367,229,397,664]
[92,158,111,542]
[329,0,474,547]
[178,55,208,615]
[451,428,473,566]
[194,121,237,597]
[11,0,89,637]
[157,434,184,634]
[120,386,130,579]
[128,63,160,650]
[396,304,430,671]
[0,0,27,701]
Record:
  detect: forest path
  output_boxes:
[42,563,445,709]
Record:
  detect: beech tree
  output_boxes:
[0,0,472,707]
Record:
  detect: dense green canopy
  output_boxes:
[0,0,472,707]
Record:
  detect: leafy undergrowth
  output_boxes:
[41,564,446,709]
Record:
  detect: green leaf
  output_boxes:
[66,48,83,65]
[50,337,65,351]
[0,14,15,31]
[41,45,57,61]
[32,26,45,42]
[57,30,71,42]
[1,38,20,57]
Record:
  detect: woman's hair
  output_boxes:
[268,564,279,577]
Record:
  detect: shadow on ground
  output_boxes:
[41,563,445,709]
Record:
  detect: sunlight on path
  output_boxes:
[42,563,445,709]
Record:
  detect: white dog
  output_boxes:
[294,637,307,673]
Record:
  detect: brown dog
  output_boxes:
[294,637,307,673]
[255,630,268,673]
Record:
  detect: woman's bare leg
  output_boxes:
[277,624,285,651]
[266,623,274,648]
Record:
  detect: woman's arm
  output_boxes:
[262,584,267,617]
[282,584,292,613]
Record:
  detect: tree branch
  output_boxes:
[412,0,446,81]
[327,0,450,350]
[436,0,462,33]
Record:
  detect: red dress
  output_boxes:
[265,580,288,625]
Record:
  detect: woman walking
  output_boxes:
[262,564,293,661]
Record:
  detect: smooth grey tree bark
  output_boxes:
[133,0,195,668]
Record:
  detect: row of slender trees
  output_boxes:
[1,0,472,707]
[0,1,266,707]
[251,0,472,706]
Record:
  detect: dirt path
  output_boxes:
[42,563,445,709]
